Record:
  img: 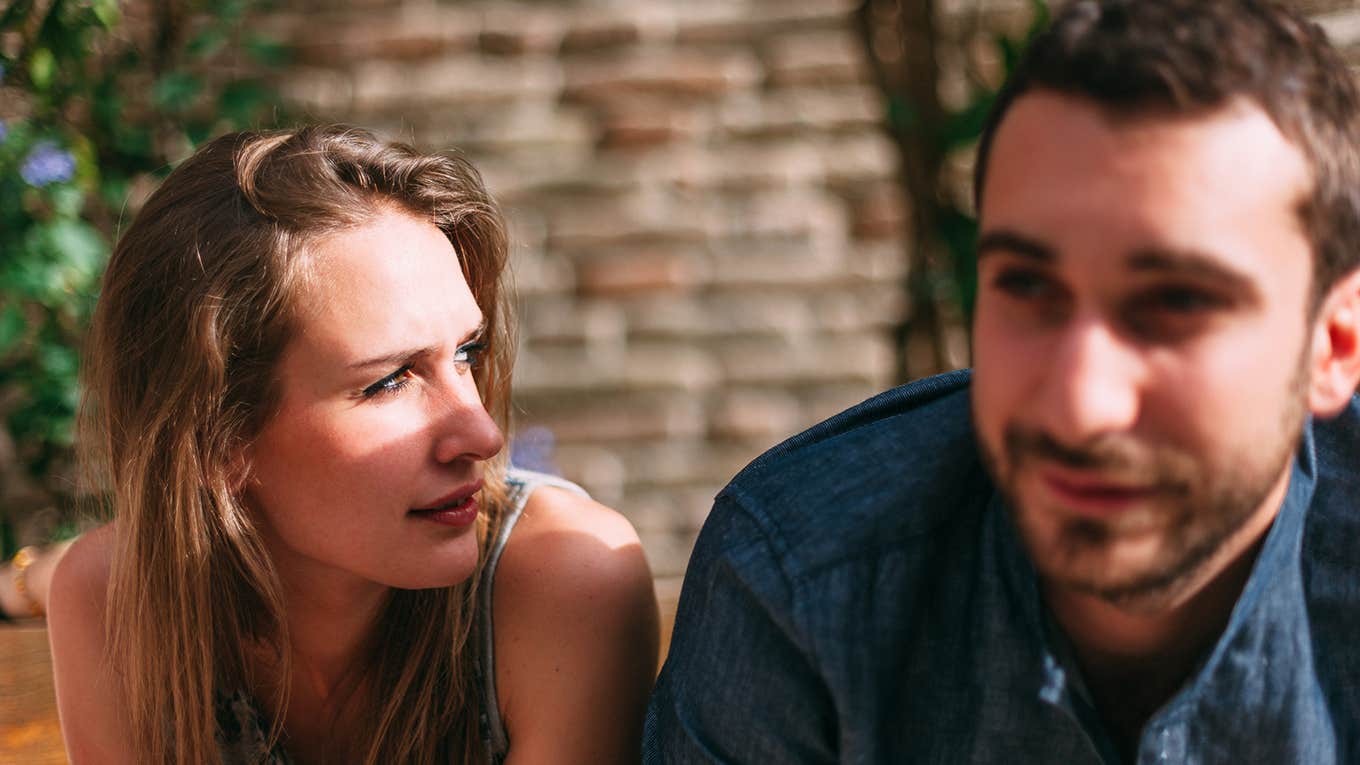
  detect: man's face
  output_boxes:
[972,92,1316,609]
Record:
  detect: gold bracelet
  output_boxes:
[12,545,44,618]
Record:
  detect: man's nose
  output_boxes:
[431,373,505,465]
[1031,316,1143,446]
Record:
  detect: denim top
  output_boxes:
[645,370,1360,764]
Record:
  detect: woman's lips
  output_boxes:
[410,480,482,528]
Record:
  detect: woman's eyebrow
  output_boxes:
[346,318,486,371]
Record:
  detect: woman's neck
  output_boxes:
[246,566,390,762]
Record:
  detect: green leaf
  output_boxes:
[187,27,228,59]
[0,303,26,356]
[0,0,34,31]
[941,91,996,152]
[245,34,291,68]
[218,79,273,126]
[153,71,203,111]
[91,0,120,28]
[28,47,55,91]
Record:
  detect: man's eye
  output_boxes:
[454,342,488,371]
[362,365,415,398]
[991,268,1058,300]
[1139,286,1224,313]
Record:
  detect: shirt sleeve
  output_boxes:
[643,494,839,764]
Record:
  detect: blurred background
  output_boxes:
[3,0,1359,592]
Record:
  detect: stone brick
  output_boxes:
[597,96,714,150]
[543,192,712,250]
[708,188,850,240]
[506,245,578,297]
[563,50,762,103]
[561,21,644,55]
[351,56,561,111]
[637,528,703,578]
[576,248,712,296]
[480,6,565,56]
[514,344,720,395]
[748,0,862,31]
[622,291,817,339]
[278,67,355,115]
[848,181,907,240]
[693,140,827,191]
[551,444,628,507]
[408,102,595,154]
[282,6,481,65]
[707,236,847,288]
[821,133,899,188]
[764,29,872,88]
[812,284,909,332]
[611,440,752,489]
[715,87,884,138]
[518,296,627,349]
[715,331,896,385]
[514,392,707,443]
[1317,8,1360,49]
[709,389,805,441]
[799,381,891,424]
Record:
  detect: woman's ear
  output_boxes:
[1308,268,1360,418]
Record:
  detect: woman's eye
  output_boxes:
[362,365,415,399]
[454,342,487,371]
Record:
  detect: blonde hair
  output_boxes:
[80,126,514,764]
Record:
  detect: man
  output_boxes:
[644,1,1360,762]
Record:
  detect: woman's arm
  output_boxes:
[0,539,73,619]
[46,524,138,764]
[494,486,660,765]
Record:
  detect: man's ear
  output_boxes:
[1308,268,1360,418]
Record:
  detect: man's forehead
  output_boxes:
[978,91,1313,283]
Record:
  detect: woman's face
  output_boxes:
[246,208,504,594]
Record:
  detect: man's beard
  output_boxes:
[980,367,1308,610]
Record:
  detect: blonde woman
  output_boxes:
[47,126,659,764]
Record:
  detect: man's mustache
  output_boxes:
[1003,425,1194,494]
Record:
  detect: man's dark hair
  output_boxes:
[974,0,1360,297]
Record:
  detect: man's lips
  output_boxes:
[1037,468,1159,515]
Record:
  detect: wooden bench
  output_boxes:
[0,624,67,763]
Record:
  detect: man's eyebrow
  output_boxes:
[347,319,487,371]
[976,230,1055,262]
[1126,249,1261,299]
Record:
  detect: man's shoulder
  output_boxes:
[715,369,992,576]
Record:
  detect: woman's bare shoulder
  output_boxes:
[491,485,659,764]
[51,523,115,592]
[47,522,137,763]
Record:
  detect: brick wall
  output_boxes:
[255,0,1360,581]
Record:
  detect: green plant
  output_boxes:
[0,0,288,555]
[859,0,1048,379]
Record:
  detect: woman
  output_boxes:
[47,126,659,764]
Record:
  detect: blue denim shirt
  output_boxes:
[645,370,1360,764]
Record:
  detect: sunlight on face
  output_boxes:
[972,92,1315,609]
[246,209,504,596]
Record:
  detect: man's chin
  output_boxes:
[1017,513,1201,611]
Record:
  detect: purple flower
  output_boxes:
[510,426,558,475]
[0,121,7,144]
[20,142,76,187]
